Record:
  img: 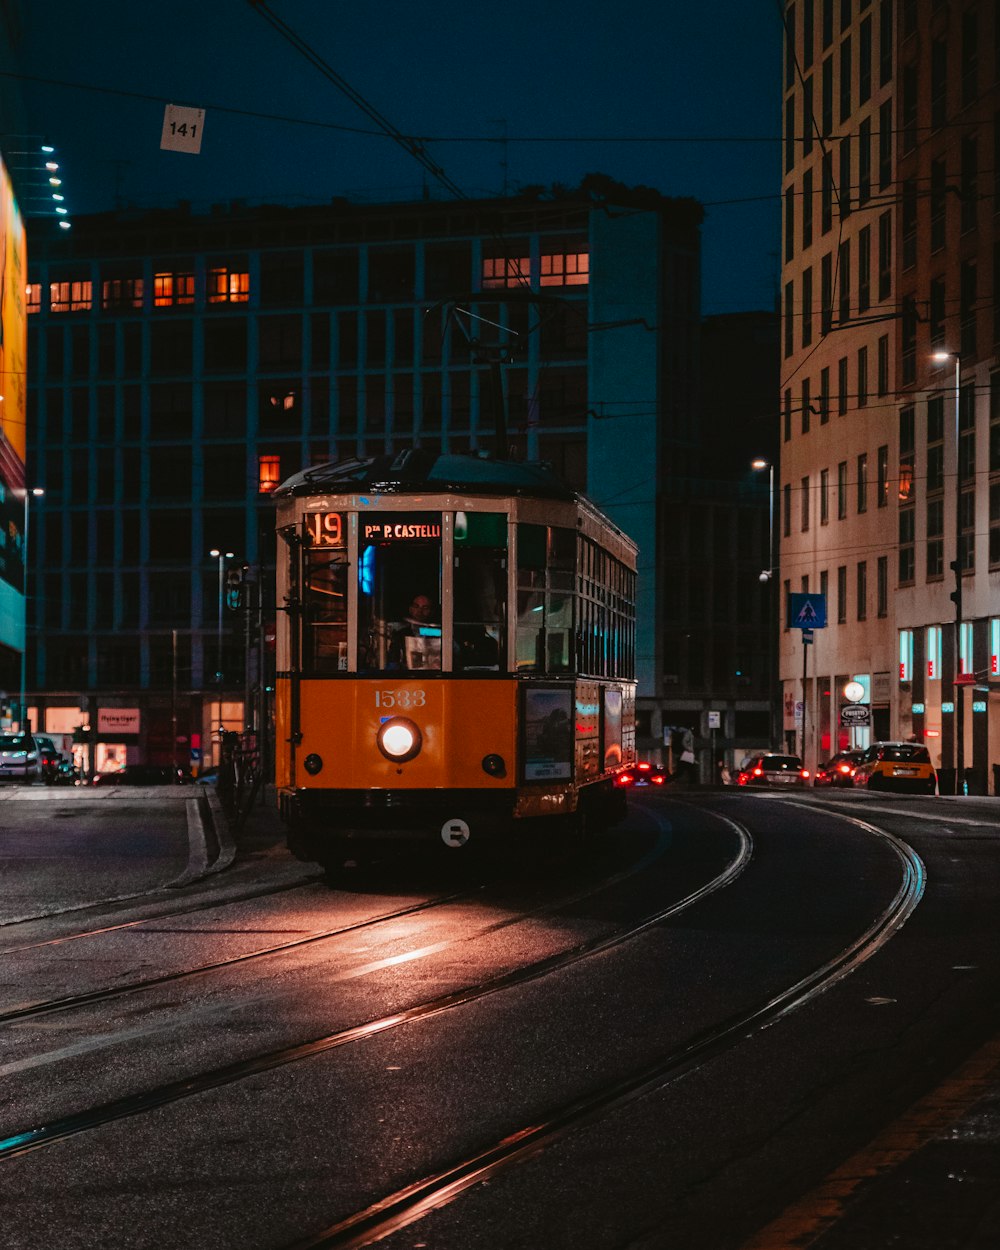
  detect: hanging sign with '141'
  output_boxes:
[160,105,205,154]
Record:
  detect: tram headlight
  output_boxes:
[377,717,423,763]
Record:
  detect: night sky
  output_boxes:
[16,1,781,314]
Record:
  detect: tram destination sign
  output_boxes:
[362,514,442,543]
[840,703,871,725]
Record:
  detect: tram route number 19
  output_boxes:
[305,511,344,548]
[375,689,426,709]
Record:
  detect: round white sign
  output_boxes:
[441,818,471,848]
[844,680,866,703]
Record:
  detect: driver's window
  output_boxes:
[357,513,442,673]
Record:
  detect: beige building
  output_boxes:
[780,0,1000,793]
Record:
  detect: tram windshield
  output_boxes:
[358,513,443,673]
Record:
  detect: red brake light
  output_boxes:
[801,769,810,779]
[637,762,651,771]
[752,766,763,776]
[616,772,634,787]
[838,764,850,773]
[652,774,665,785]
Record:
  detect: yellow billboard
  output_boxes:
[0,154,26,468]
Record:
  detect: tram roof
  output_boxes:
[275,449,580,503]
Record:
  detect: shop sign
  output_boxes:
[97,708,141,735]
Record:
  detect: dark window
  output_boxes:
[312,250,358,304]
[931,39,947,129]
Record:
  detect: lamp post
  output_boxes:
[752,458,778,747]
[20,487,44,729]
[932,350,963,794]
[209,549,235,686]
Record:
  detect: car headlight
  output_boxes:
[377,717,422,763]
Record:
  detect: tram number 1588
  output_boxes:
[375,689,427,709]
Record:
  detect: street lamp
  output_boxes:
[931,349,963,794]
[752,458,778,747]
[20,487,44,728]
[209,549,235,685]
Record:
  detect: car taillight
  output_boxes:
[616,772,634,787]
[801,769,810,779]
[752,766,763,776]
[652,774,665,785]
[637,762,650,771]
[737,773,749,786]
[838,764,851,773]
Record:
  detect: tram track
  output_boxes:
[0,812,668,1025]
[0,807,749,1161]
[283,811,925,1250]
[0,871,323,953]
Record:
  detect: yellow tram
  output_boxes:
[273,449,637,869]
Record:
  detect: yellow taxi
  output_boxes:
[851,741,937,795]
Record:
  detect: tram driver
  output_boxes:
[388,594,442,670]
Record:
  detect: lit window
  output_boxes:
[101,278,144,310]
[25,284,41,313]
[51,280,94,312]
[899,629,913,681]
[154,272,195,306]
[258,455,281,493]
[926,625,941,679]
[482,257,529,289]
[959,621,974,674]
[49,281,70,313]
[540,252,590,286]
[208,268,250,303]
[990,618,1000,675]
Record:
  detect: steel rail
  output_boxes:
[282,812,924,1250]
[0,811,673,1023]
[0,872,322,953]
[0,809,749,1161]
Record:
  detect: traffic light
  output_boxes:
[225,567,244,611]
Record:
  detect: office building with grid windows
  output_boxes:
[26,184,769,773]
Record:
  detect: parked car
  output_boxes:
[615,761,667,788]
[33,733,66,782]
[851,742,937,794]
[0,733,41,783]
[813,750,864,787]
[735,753,810,788]
[92,764,192,786]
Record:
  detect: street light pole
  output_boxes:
[752,458,778,748]
[209,549,235,686]
[932,351,963,794]
[20,487,44,729]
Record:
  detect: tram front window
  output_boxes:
[358,513,442,673]
[304,550,348,673]
[454,511,506,672]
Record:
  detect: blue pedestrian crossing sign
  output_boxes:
[788,592,827,630]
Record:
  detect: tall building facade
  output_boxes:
[781,0,1000,792]
[0,0,31,705]
[26,184,742,772]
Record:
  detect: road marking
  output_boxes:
[741,1029,1000,1248]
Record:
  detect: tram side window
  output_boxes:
[516,523,575,672]
[358,513,442,673]
[578,537,636,680]
[454,511,506,671]
[303,549,348,674]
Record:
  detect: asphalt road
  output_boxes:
[1,789,999,1249]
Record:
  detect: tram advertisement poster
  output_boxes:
[523,687,573,781]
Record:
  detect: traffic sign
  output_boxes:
[840,703,871,725]
[788,593,827,630]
